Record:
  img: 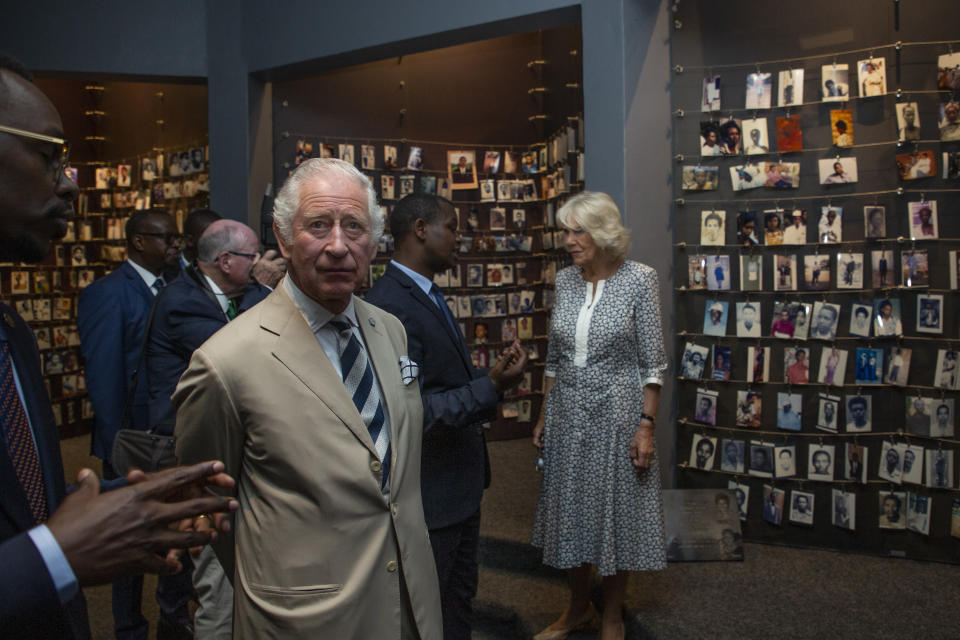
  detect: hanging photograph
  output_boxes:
[742,118,770,154]
[700,120,722,156]
[830,109,854,147]
[832,489,855,530]
[747,346,770,384]
[701,75,721,112]
[739,255,762,291]
[848,302,872,338]
[818,206,842,243]
[781,209,806,244]
[706,255,730,291]
[900,249,929,288]
[853,347,883,385]
[735,391,762,428]
[818,157,858,184]
[802,255,830,291]
[680,342,709,380]
[749,442,775,478]
[482,150,502,174]
[837,253,863,289]
[944,151,960,179]
[729,163,763,191]
[448,150,478,189]
[857,57,886,97]
[845,394,871,433]
[818,347,847,387]
[777,68,803,107]
[721,439,745,473]
[702,299,728,336]
[681,165,719,191]
[687,255,707,290]
[338,144,355,165]
[783,347,809,384]
[775,444,797,479]
[763,209,783,245]
[690,435,717,470]
[940,101,960,141]
[907,201,938,240]
[807,444,835,481]
[916,293,943,334]
[789,490,814,525]
[896,150,936,180]
[809,301,840,340]
[773,254,797,291]
[776,392,803,431]
[927,450,954,489]
[902,445,925,486]
[711,344,731,381]
[821,63,849,101]
[817,392,841,432]
[694,388,719,426]
[718,118,742,155]
[745,72,772,109]
[762,161,800,188]
[863,205,885,238]
[935,349,959,391]
[520,151,539,174]
[878,441,905,484]
[380,174,395,200]
[700,210,725,246]
[761,485,784,525]
[878,491,907,530]
[896,102,921,141]
[906,493,931,536]
[776,115,803,152]
[736,211,760,245]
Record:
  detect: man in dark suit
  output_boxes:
[77,208,193,640]
[0,52,237,640]
[365,193,526,639]
[146,219,268,639]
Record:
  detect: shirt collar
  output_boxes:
[126,258,161,294]
[390,259,435,298]
[282,274,357,335]
[202,273,231,314]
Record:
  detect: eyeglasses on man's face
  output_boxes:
[0,124,70,183]
[225,250,261,264]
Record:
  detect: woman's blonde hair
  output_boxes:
[556,191,630,259]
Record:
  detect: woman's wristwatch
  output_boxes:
[639,412,656,424]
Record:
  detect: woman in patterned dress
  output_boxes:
[531,192,668,640]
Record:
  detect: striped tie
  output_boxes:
[0,340,49,523]
[330,316,390,490]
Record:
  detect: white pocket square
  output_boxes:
[399,356,419,385]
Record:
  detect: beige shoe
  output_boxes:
[533,603,599,640]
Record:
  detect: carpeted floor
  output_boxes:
[60,435,960,639]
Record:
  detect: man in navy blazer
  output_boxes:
[365,193,526,639]
[78,209,193,640]
[0,53,238,640]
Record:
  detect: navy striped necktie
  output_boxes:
[329,316,390,490]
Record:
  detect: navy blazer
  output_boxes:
[0,303,91,639]
[365,263,496,529]
[145,267,269,427]
[77,261,159,460]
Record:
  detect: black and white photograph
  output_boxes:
[399,174,415,197]
[701,75,721,112]
[736,210,759,245]
[775,444,797,479]
[817,347,847,386]
[489,207,506,231]
[845,442,868,483]
[871,252,895,291]
[728,481,749,521]
[700,121,722,156]
[789,490,815,526]
[916,293,943,334]
[864,206,886,238]
[747,346,770,384]
[845,394,871,433]
[926,450,954,489]
[700,210,725,245]
[940,101,960,141]
[900,249,929,288]
[730,163,764,191]
[817,393,841,432]
[853,347,883,385]
[776,392,803,431]
[808,444,835,481]
[735,301,761,338]
[761,484,785,525]
[466,263,484,288]
[742,118,770,154]
[906,493,931,536]
[908,201,938,240]
[141,156,158,181]
[338,143,355,165]
[935,349,959,391]
[818,157,858,184]
[848,302,872,337]
[809,301,840,341]
[663,490,743,563]
[512,208,526,230]
[745,72,772,109]
[821,63,849,101]
[878,491,907,530]
[690,435,717,470]
[360,144,375,169]
[681,165,719,191]
[884,346,911,386]
[479,180,495,202]
[837,253,863,289]
[724,439,748,474]
[739,254,762,291]
[832,489,855,530]
[718,118,742,155]
[818,206,842,243]
[687,255,707,290]
[694,388,719,426]
[896,102,921,141]
[734,389,763,428]
[774,254,797,291]
[681,342,709,379]
[896,151,936,180]
[778,68,803,106]
[858,57,886,97]
[706,255,730,291]
[902,444,925,486]
[802,255,830,291]
[878,441,905,483]
[703,300,728,336]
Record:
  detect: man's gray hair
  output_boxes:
[272,158,382,245]
[198,219,255,262]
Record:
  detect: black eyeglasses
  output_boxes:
[0,124,70,183]
[137,232,183,245]
[226,250,261,264]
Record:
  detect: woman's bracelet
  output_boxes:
[639,412,656,424]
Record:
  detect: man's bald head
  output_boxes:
[198,219,258,262]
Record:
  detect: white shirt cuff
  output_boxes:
[28,525,79,605]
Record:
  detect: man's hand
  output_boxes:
[487,339,528,394]
[46,461,238,587]
[252,249,286,288]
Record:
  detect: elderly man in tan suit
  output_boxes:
[173,158,442,639]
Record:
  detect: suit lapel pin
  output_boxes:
[3,313,15,328]
[368,317,376,327]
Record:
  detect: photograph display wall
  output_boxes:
[671,3,960,561]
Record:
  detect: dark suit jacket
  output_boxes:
[146,266,269,427]
[0,303,91,639]
[365,263,496,529]
[77,261,159,460]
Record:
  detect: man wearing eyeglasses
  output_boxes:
[0,53,239,640]
[77,209,195,640]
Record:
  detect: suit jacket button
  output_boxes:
[386,560,398,573]
[370,460,382,472]
[391,503,398,516]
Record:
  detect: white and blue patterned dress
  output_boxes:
[532,261,668,575]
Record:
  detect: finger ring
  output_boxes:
[197,514,211,521]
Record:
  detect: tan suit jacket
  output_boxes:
[173,287,442,639]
